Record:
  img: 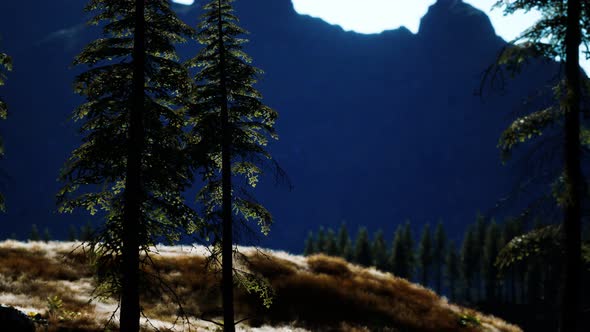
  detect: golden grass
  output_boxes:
[0,242,522,332]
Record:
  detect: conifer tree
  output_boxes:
[446,240,460,302]
[68,225,78,242]
[29,224,40,241]
[303,231,315,256]
[324,228,339,256]
[187,0,279,329]
[0,46,11,211]
[403,221,415,280]
[483,221,501,302]
[433,221,447,293]
[390,222,414,279]
[354,227,372,267]
[473,214,487,300]
[372,229,388,271]
[316,226,326,253]
[461,225,477,302]
[491,1,585,328]
[418,223,433,287]
[58,1,195,330]
[42,228,51,243]
[337,223,353,260]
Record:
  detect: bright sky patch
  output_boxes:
[171,0,195,5]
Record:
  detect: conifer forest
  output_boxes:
[0,0,589,331]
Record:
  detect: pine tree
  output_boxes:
[336,223,352,259]
[187,1,279,329]
[461,225,477,302]
[324,228,339,256]
[390,222,414,279]
[0,45,11,211]
[473,214,487,300]
[58,1,195,330]
[432,221,447,293]
[42,228,51,243]
[29,224,40,241]
[492,1,585,328]
[372,229,388,271]
[354,227,372,267]
[418,223,432,287]
[316,226,326,253]
[303,231,315,256]
[446,240,460,302]
[482,220,501,302]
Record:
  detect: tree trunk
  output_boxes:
[562,0,582,330]
[217,1,235,331]
[120,0,145,331]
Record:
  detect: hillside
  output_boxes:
[0,241,521,332]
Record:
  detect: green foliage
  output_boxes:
[324,228,339,256]
[372,230,388,271]
[457,313,481,327]
[353,227,372,267]
[495,224,563,273]
[337,223,353,260]
[58,0,198,299]
[482,221,501,299]
[187,0,279,244]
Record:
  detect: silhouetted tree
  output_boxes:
[337,223,353,260]
[354,227,372,267]
[432,221,447,293]
[303,231,315,256]
[324,228,339,256]
[418,223,432,287]
[79,221,93,242]
[483,220,501,302]
[390,222,414,279]
[372,229,388,271]
[473,214,486,300]
[492,1,585,328]
[42,228,51,243]
[58,1,195,330]
[29,224,40,241]
[187,0,280,329]
[316,226,326,253]
[0,46,11,211]
[446,240,460,302]
[403,221,415,280]
[461,225,477,302]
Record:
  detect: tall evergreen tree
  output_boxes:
[461,225,477,302]
[372,229,388,271]
[432,221,447,293]
[29,224,40,241]
[390,222,414,279]
[42,227,51,243]
[336,223,352,260]
[473,214,487,300]
[316,226,326,253]
[492,1,586,328]
[58,1,195,330]
[187,0,279,330]
[0,45,11,211]
[483,221,501,302]
[303,231,315,256]
[324,228,339,256]
[446,240,460,302]
[403,221,415,280]
[354,227,372,267]
[418,223,433,287]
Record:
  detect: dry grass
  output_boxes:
[0,241,522,332]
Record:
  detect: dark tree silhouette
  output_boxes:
[303,231,315,256]
[372,229,388,271]
[67,225,78,242]
[187,0,279,329]
[0,46,11,211]
[483,220,501,302]
[354,227,372,267]
[390,222,414,279]
[418,223,433,287]
[337,223,353,260]
[433,221,447,293]
[446,240,460,302]
[316,226,326,253]
[461,225,477,302]
[324,228,339,256]
[58,1,195,330]
[29,224,40,242]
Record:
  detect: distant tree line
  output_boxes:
[303,216,590,311]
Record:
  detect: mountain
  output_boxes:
[0,0,558,251]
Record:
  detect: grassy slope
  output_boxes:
[0,241,521,332]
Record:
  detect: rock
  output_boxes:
[0,305,36,332]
